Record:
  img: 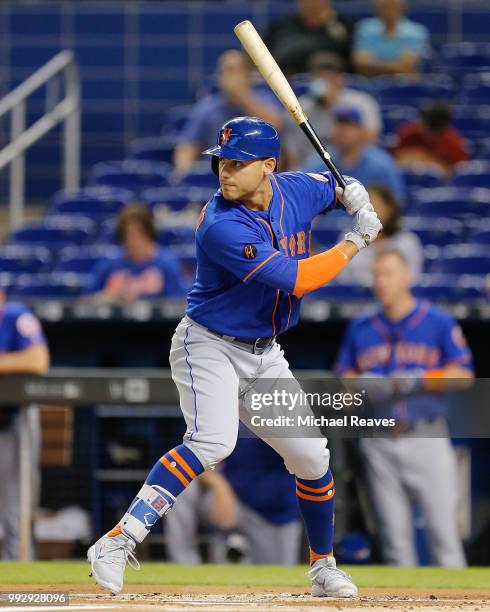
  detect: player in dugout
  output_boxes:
[0,291,50,559]
[87,116,382,598]
[335,249,473,567]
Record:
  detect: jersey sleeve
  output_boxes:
[334,321,359,374]
[439,315,473,370]
[199,220,298,293]
[296,171,339,218]
[10,307,47,351]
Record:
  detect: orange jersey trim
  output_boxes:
[293,247,350,298]
[286,293,292,330]
[296,477,334,494]
[169,448,197,480]
[160,455,190,487]
[296,487,336,502]
[242,251,279,283]
[271,288,280,335]
[272,175,285,238]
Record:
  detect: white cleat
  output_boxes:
[87,533,140,594]
[309,556,358,598]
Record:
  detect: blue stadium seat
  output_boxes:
[343,74,376,95]
[290,74,311,97]
[127,136,176,164]
[432,245,490,275]
[9,216,96,249]
[413,283,484,301]
[403,166,446,192]
[452,161,490,189]
[51,186,134,217]
[158,226,195,246]
[382,105,419,135]
[471,230,490,245]
[12,273,94,298]
[90,160,171,192]
[0,245,51,273]
[403,217,463,246]
[161,105,193,135]
[461,72,490,103]
[376,76,453,106]
[452,106,490,141]
[173,162,219,190]
[309,284,371,300]
[440,42,490,73]
[56,245,121,273]
[140,187,192,212]
[411,187,484,218]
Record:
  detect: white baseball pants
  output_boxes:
[169,316,330,480]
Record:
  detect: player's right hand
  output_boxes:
[345,207,382,250]
[335,176,372,216]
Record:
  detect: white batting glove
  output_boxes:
[335,176,372,216]
[345,207,382,250]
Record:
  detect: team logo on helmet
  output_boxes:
[243,244,257,259]
[220,127,233,145]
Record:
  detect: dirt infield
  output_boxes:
[1,585,489,612]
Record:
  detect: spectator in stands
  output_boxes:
[165,436,301,565]
[88,204,184,302]
[173,50,283,173]
[0,296,49,559]
[338,185,423,285]
[394,102,469,177]
[282,52,382,168]
[353,0,430,77]
[302,106,406,205]
[263,0,352,76]
[335,249,473,567]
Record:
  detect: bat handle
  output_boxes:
[299,121,346,191]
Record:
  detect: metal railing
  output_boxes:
[0,51,80,229]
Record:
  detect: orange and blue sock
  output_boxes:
[296,468,335,565]
[112,444,203,543]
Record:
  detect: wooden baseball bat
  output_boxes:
[234,19,346,190]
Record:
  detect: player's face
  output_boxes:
[376,0,405,23]
[122,222,153,262]
[373,254,411,308]
[218,158,275,201]
[332,121,364,153]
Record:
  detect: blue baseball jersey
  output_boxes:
[0,303,47,428]
[335,300,473,421]
[186,171,338,337]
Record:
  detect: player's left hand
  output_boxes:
[345,206,383,250]
[335,176,372,216]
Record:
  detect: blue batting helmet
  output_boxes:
[203,116,280,175]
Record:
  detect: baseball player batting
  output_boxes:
[87,116,382,597]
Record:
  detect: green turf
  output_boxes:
[0,563,489,589]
